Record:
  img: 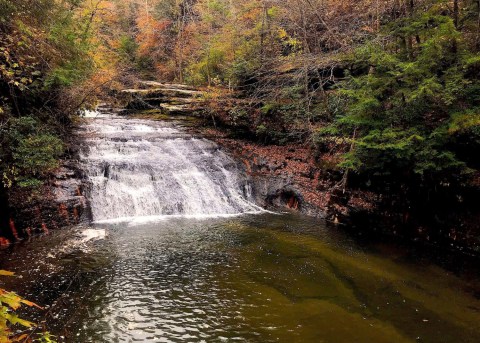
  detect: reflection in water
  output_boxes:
[2,214,479,342]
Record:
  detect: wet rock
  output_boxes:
[135,81,198,91]
[7,162,91,239]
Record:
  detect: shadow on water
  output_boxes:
[1,213,479,342]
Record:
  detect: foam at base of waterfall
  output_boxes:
[93,210,267,226]
[80,228,107,243]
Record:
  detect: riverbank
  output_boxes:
[200,125,480,255]
[0,132,92,246]
[199,124,480,256]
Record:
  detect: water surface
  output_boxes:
[1,214,479,343]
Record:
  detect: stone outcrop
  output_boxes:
[198,128,375,221]
[6,161,91,241]
[118,81,205,115]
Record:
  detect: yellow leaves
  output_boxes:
[2,166,19,189]
[0,333,10,343]
[448,111,480,134]
[0,271,44,343]
[3,313,34,328]
[19,299,42,310]
[0,291,23,310]
[0,289,41,311]
[0,271,14,277]
[10,334,29,342]
[0,287,44,342]
[0,296,48,342]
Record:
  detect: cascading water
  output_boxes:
[79,111,261,223]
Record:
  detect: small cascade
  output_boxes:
[79,107,261,222]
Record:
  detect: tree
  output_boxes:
[317,0,479,191]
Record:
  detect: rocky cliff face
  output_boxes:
[2,156,91,245]
[198,128,377,221]
[0,137,91,245]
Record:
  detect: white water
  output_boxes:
[79,115,262,223]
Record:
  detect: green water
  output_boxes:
[1,213,479,342]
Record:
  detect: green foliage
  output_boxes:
[153,0,180,21]
[0,0,92,193]
[44,8,94,88]
[187,46,227,85]
[119,35,138,61]
[338,128,465,175]
[228,58,256,87]
[0,1,16,22]
[13,134,63,177]
[256,124,267,136]
[45,60,90,88]
[320,4,480,185]
[0,26,44,103]
[260,102,277,115]
[35,332,56,343]
[1,117,63,189]
[449,109,480,136]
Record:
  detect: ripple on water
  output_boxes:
[2,214,480,343]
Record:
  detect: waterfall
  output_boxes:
[79,113,261,223]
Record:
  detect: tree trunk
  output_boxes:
[259,2,268,66]
[452,0,459,54]
[408,0,414,14]
[453,0,459,29]
[477,0,480,49]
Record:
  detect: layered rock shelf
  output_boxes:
[119,81,204,115]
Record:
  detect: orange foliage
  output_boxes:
[136,13,171,57]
